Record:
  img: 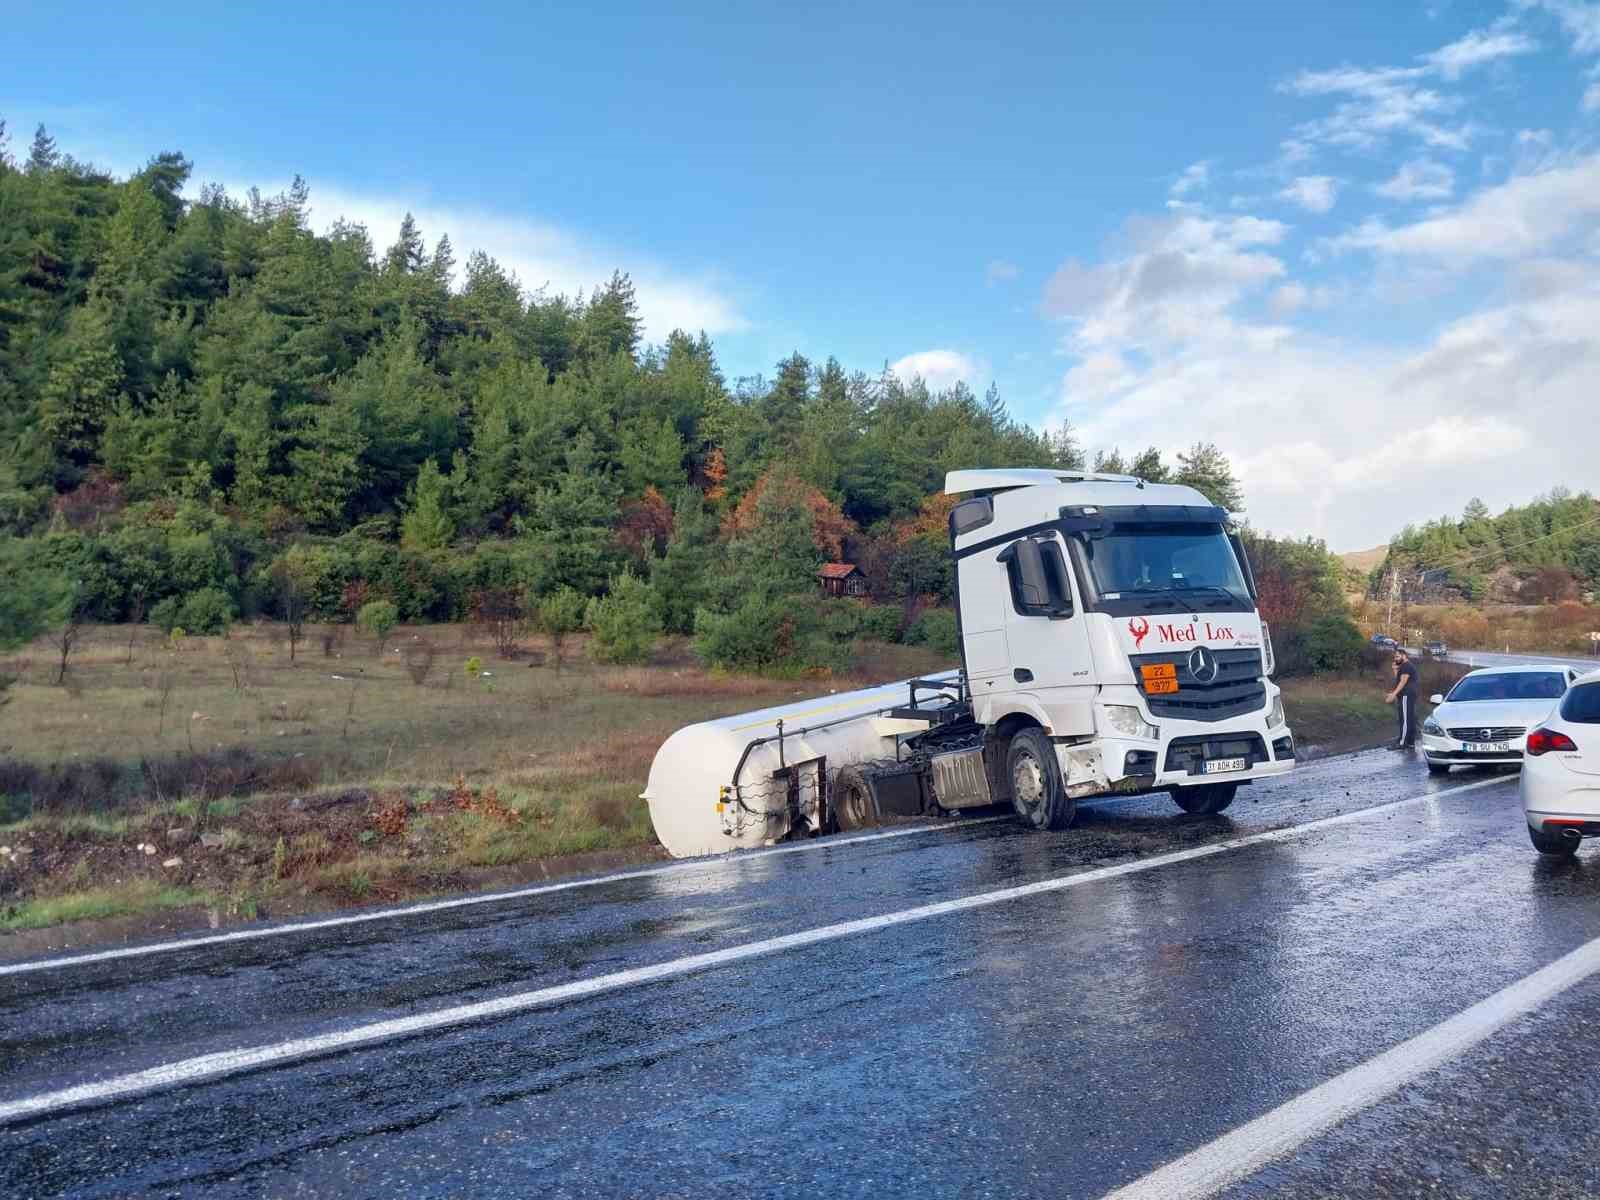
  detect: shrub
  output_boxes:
[177,587,235,636]
[586,574,662,665]
[356,599,400,655]
[1300,612,1364,673]
[694,594,847,674]
[856,605,903,644]
[535,586,586,671]
[148,594,183,634]
[904,609,959,657]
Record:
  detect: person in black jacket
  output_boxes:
[1386,648,1420,750]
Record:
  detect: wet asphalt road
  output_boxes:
[4,750,1600,1198]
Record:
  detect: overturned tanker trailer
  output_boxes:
[643,468,1298,858]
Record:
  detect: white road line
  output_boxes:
[0,775,1509,1125]
[0,752,1407,978]
[1101,932,1600,1200]
[0,817,1009,979]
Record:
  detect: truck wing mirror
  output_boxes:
[1012,538,1052,609]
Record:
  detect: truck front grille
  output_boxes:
[1165,734,1270,775]
[1130,648,1266,723]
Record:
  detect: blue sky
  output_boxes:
[7,0,1600,548]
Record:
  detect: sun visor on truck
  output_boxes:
[1058,503,1229,535]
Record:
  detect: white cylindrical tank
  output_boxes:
[642,671,960,858]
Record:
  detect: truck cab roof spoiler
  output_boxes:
[943,468,1142,495]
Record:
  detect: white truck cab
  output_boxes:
[642,468,1294,857]
[946,468,1293,827]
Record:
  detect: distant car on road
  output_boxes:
[1423,640,1448,660]
[1371,633,1397,648]
[1420,664,1583,775]
[1521,669,1600,856]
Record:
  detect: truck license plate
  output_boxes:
[1203,757,1247,774]
[1141,663,1179,694]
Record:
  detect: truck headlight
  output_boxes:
[1422,717,1444,737]
[1268,696,1285,728]
[1261,621,1276,677]
[1102,705,1158,740]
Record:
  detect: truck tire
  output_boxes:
[1171,782,1237,815]
[833,765,879,832]
[1529,824,1580,858]
[1006,729,1077,831]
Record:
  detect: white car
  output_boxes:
[1521,669,1600,857]
[1420,664,1582,775]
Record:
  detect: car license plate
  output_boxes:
[1480,741,1511,754]
[1203,757,1247,775]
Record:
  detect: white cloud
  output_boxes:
[1056,285,1597,549]
[1278,175,1341,213]
[1044,213,1288,354]
[890,349,983,390]
[1374,159,1456,200]
[1518,0,1600,54]
[260,182,747,344]
[1421,26,1539,78]
[1280,21,1540,156]
[1267,282,1308,316]
[1332,154,1600,264]
[985,259,1020,285]
[1282,64,1471,151]
[1170,160,1212,198]
[1585,80,1600,110]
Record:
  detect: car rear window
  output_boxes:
[1447,672,1568,702]
[1562,684,1600,724]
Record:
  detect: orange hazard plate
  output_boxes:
[1141,663,1179,694]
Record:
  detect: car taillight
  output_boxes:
[1527,728,1578,756]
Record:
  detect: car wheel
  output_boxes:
[1529,824,1580,858]
[1426,760,1451,776]
[1172,783,1238,815]
[832,765,879,832]
[1006,729,1077,831]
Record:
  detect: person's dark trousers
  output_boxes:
[1395,693,1416,748]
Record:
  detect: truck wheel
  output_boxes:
[833,765,879,832]
[1529,824,1580,858]
[1007,729,1077,831]
[1172,783,1237,815]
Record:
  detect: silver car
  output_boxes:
[1421,665,1582,775]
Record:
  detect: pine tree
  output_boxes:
[651,491,721,632]
[517,431,621,594]
[1049,421,1085,470]
[1129,447,1168,482]
[1174,441,1244,511]
[384,213,426,274]
[577,271,641,361]
[26,125,58,175]
[402,458,455,549]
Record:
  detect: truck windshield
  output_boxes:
[1082,524,1250,607]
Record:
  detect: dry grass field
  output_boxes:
[0,622,947,934]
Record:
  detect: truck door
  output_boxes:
[993,533,1096,735]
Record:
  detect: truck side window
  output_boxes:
[998,538,1074,618]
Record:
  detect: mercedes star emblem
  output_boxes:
[1188,646,1218,684]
